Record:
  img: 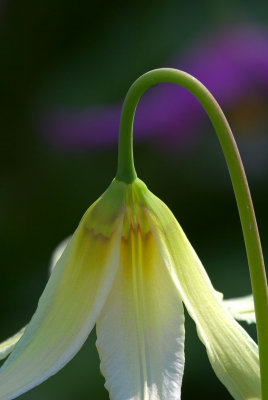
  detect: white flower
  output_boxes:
[0,178,260,400]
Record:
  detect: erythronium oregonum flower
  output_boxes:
[0,183,261,400]
[0,239,257,361]
[0,69,267,400]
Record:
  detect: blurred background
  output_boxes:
[0,1,267,399]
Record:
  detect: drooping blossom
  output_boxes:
[0,177,260,400]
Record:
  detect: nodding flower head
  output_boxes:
[0,177,260,400]
[1,68,265,400]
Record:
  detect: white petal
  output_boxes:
[224,295,256,324]
[0,206,123,400]
[96,230,185,400]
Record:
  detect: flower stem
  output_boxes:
[116,68,268,399]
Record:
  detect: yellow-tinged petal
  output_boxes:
[96,222,184,400]
[224,295,256,324]
[135,180,260,400]
[0,180,125,400]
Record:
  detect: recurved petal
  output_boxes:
[0,238,70,362]
[224,295,256,324]
[0,328,26,361]
[0,204,123,400]
[0,237,70,362]
[96,229,185,400]
[143,191,260,400]
[49,237,70,275]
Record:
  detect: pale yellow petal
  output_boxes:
[0,238,70,362]
[138,184,260,400]
[0,192,124,400]
[1,237,71,362]
[96,230,185,400]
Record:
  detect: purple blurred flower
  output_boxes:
[42,25,268,150]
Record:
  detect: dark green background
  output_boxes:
[0,1,267,399]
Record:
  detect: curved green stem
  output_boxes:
[116,68,268,399]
